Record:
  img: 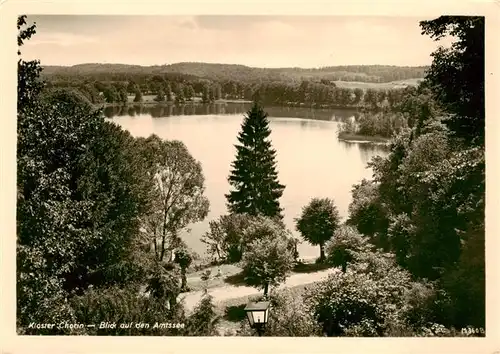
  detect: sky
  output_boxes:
[21,15,453,68]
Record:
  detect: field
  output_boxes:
[333,78,423,90]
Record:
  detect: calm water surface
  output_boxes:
[109,103,388,260]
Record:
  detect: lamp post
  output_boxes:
[244,301,270,337]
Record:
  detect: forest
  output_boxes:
[17,15,484,337]
[40,61,423,111]
[42,62,427,83]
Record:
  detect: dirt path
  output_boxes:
[179,268,338,312]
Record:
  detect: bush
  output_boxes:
[70,285,187,335]
[202,214,298,264]
[265,289,323,336]
[185,294,220,336]
[306,246,415,337]
[201,213,257,263]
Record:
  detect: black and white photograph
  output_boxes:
[4,1,496,348]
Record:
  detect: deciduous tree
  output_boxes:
[138,136,210,263]
[295,198,341,262]
[241,233,294,297]
[420,16,484,145]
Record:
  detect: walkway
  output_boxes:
[179,268,339,312]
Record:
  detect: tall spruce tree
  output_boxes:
[226,102,285,218]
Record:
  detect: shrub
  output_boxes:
[185,294,220,336]
[70,285,186,335]
[305,247,414,336]
[265,289,323,336]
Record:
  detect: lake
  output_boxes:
[109,103,388,260]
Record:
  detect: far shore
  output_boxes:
[101,98,253,107]
[99,96,363,110]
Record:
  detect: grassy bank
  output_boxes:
[337,132,390,144]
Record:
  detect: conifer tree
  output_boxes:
[225,102,285,218]
[133,86,143,102]
[202,85,211,104]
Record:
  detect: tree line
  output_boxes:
[42,61,427,83]
[337,84,439,139]
[44,71,419,112]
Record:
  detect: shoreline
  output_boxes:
[101,99,253,107]
[99,100,363,110]
[337,132,390,145]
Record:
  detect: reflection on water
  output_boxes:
[104,103,359,122]
[109,106,387,260]
[339,140,391,165]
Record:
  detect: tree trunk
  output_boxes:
[169,297,176,311]
[181,269,187,291]
[263,283,269,297]
[319,243,325,262]
[342,263,347,273]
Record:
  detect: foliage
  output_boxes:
[185,294,220,335]
[184,84,195,101]
[17,16,43,111]
[324,225,372,272]
[145,261,182,310]
[402,280,440,332]
[295,198,341,261]
[347,179,388,247]
[43,64,426,109]
[154,88,166,102]
[42,62,427,85]
[263,289,323,336]
[438,225,485,328]
[201,213,257,263]
[305,247,413,336]
[226,102,285,218]
[175,83,186,104]
[344,16,486,331]
[202,84,211,103]
[306,271,398,336]
[70,285,187,335]
[17,87,150,292]
[165,84,173,101]
[174,243,194,291]
[137,135,209,262]
[241,231,294,296]
[103,85,119,103]
[133,86,143,102]
[420,16,484,145]
[17,244,77,334]
[117,84,128,104]
[359,126,484,328]
[16,16,190,335]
